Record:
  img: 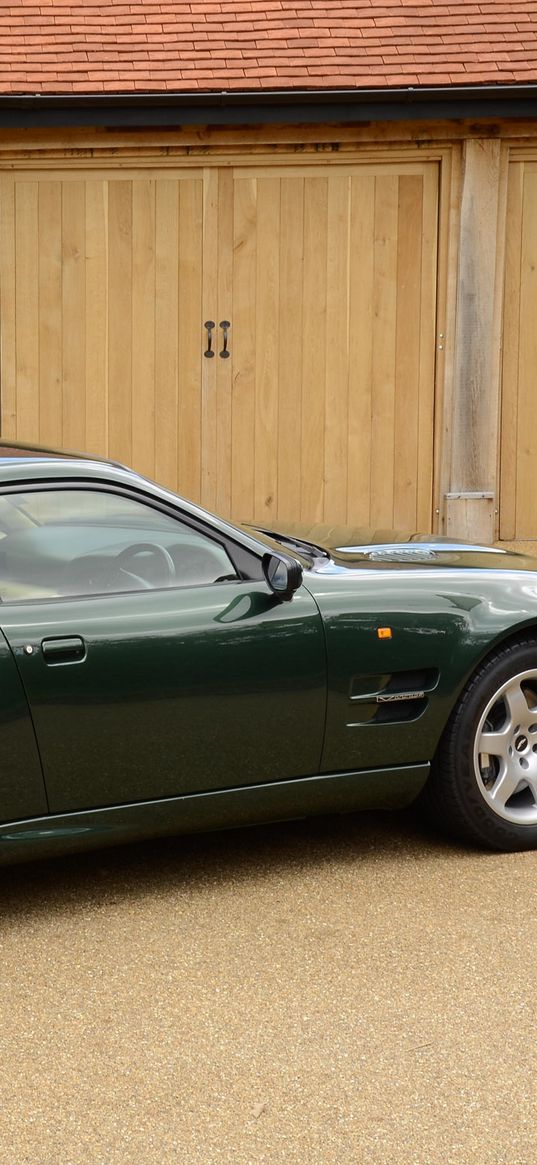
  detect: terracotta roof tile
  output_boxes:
[0,0,536,93]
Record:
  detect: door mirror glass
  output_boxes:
[262,553,302,601]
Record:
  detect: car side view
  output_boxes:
[0,440,536,862]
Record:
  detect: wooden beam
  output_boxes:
[445,138,508,543]
[445,492,495,542]
[1,119,537,157]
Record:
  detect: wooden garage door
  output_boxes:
[0,171,205,500]
[0,160,439,529]
[501,161,537,541]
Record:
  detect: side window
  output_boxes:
[0,489,238,601]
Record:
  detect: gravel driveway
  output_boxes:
[0,810,534,1165]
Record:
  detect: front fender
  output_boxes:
[303,568,537,774]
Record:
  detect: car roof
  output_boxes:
[0,441,142,489]
[0,439,117,465]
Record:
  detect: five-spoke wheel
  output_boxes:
[422,640,537,850]
[474,670,537,824]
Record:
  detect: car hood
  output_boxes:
[244,520,537,575]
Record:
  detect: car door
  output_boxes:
[0,630,48,822]
[0,485,326,814]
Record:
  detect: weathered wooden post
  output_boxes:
[445,137,508,544]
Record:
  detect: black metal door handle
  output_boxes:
[219,320,231,359]
[204,320,215,358]
[42,636,86,665]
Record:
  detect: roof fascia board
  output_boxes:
[0,86,536,128]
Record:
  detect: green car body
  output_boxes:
[1,444,537,861]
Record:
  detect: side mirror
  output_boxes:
[262,553,303,602]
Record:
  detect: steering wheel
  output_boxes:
[106,542,176,591]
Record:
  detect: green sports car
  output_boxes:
[0,440,537,861]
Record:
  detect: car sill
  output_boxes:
[0,764,429,865]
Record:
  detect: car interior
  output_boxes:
[0,490,237,601]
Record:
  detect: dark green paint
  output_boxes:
[0,451,537,862]
[1,583,325,813]
[305,567,537,774]
[0,630,47,819]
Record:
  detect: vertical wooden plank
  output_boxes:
[277,176,304,521]
[201,168,218,511]
[85,179,108,456]
[15,181,39,441]
[231,175,256,520]
[62,180,86,450]
[347,173,375,525]
[131,178,156,478]
[432,146,459,532]
[324,174,350,522]
[301,176,328,522]
[38,182,63,448]
[490,141,510,541]
[254,176,280,523]
[416,164,439,532]
[155,179,179,492]
[499,162,524,541]
[447,139,503,542]
[513,166,537,538]
[108,181,132,466]
[370,174,398,526]
[0,179,18,440]
[393,174,423,529]
[215,169,233,518]
[178,178,203,502]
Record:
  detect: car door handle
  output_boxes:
[41,636,86,664]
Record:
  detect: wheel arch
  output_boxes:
[428,624,537,768]
[474,621,537,673]
[433,621,537,763]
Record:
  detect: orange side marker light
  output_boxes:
[377,627,393,640]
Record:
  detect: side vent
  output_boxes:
[347,669,439,726]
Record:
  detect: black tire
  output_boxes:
[420,638,537,851]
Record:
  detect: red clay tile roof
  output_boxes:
[0,1,536,95]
